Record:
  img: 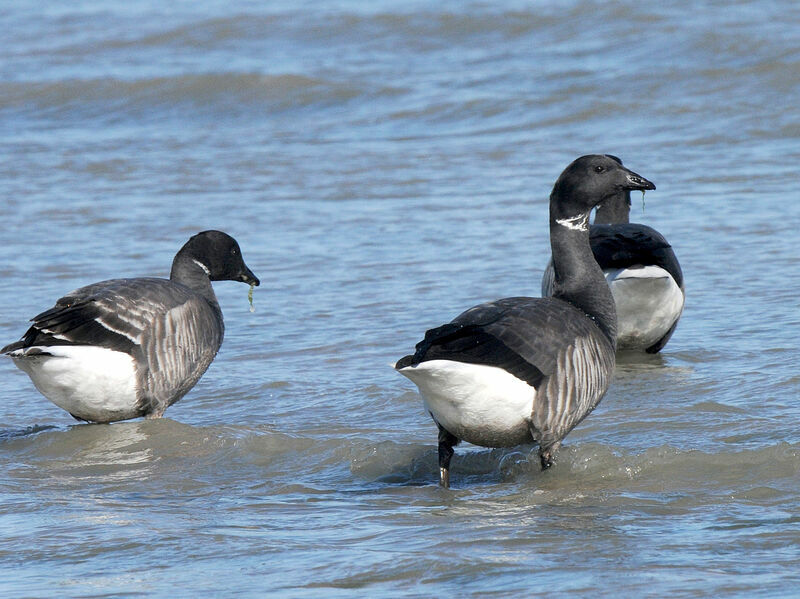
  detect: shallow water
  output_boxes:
[1,1,799,597]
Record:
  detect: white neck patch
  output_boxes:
[556,213,589,231]
[192,259,211,275]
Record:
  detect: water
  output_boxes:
[1,1,799,596]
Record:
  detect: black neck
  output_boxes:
[549,207,617,346]
[170,253,219,308]
[594,191,631,224]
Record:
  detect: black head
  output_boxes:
[551,154,655,221]
[178,230,260,286]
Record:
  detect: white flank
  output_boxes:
[9,345,138,422]
[397,360,536,448]
[555,213,589,231]
[604,266,685,349]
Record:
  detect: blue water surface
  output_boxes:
[1,1,799,597]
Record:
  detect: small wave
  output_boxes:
[58,11,557,55]
[0,423,59,441]
[0,73,396,121]
[347,438,800,492]
[349,439,434,484]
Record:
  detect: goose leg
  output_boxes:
[538,441,561,470]
[437,425,459,488]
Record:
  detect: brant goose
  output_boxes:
[2,230,260,423]
[396,155,655,487]
[541,157,683,352]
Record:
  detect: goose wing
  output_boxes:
[398,297,610,385]
[590,223,683,288]
[3,278,194,354]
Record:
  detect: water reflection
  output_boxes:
[614,350,666,373]
[40,420,159,485]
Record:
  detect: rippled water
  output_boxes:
[1,1,799,596]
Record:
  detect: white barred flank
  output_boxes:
[533,334,613,450]
[138,298,222,415]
